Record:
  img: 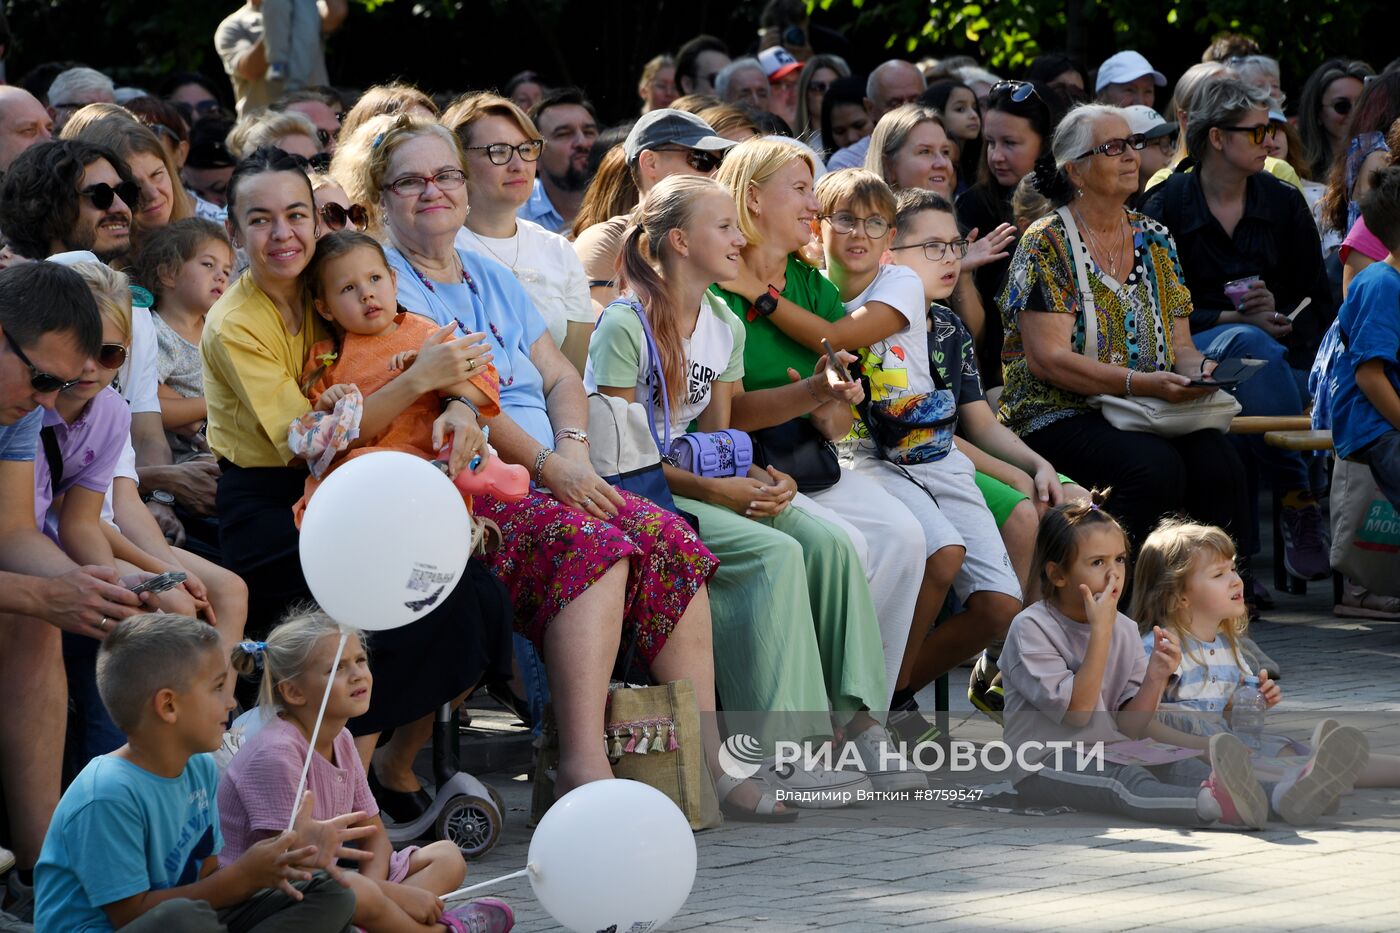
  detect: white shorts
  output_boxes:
[851,445,1022,603]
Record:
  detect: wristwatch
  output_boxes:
[142,489,176,507]
[752,284,781,318]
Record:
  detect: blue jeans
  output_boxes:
[63,637,126,766]
[1194,324,1313,555]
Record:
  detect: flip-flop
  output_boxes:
[715,772,799,823]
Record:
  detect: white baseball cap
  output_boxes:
[758,46,803,82]
[1123,105,1176,140]
[1096,51,1167,93]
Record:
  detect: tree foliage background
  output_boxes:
[1,0,1390,123]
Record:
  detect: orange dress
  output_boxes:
[293,311,500,524]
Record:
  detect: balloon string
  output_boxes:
[285,629,349,833]
[444,864,536,900]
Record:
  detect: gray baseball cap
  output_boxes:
[623,109,736,163]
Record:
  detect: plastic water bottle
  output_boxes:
[1229,676,1267,750]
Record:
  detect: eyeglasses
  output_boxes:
[650,146,724,174]
[97,343,128,370]
[319,202,369,231]
[289,152,333,173]
[1327,97,1354,117]
[3,331,81,393]
[1075,134,1150,160]
[807,80,832,95]
[387,168,467,198]
[890,238,970,261]
[990,80,1039,104]
[1217,123,1279,145]
[821,212,890,238]
[315,128,336,149]
[81,180,142,212]
[466,140,545,165]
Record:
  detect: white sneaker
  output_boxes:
[1274,725,1370,826]
[754,756,871,809]
[845,724,929,792]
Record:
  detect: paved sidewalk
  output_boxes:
[456,577,1400,931]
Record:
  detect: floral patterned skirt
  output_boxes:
[475,489,717,666]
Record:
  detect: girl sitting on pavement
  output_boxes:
[999,492,1367,828]
[1132,518,1397,799]
[222,612,514,933]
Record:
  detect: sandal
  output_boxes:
[715,772,799,823]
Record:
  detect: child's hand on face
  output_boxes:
[388,349,417,372]
[316,383,358,412]
[386,882,445,924]
[1146,625,1182,681]
[1078,567,1122,634]
[1257,672,1282,707]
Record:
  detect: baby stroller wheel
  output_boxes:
[436,794,501,858]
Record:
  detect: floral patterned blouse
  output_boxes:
[996,209,1194,435]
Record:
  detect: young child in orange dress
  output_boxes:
[290,231,500,523]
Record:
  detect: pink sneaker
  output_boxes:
[440,897,514,933]
[1202,733,1268,829]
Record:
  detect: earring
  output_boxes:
[1075,187,1084,199]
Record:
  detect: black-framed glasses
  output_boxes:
[821,212,890,238]
[3,331,81,393]
[651,146,724,174]
[990,80,1039,104]
[319,202,369,231]
[387,169,467,198]
[1217,123,1278,145]
[807,80,832,96]
[1328,97,1354,116]
[890,238,969,261]
[81,181,141,212]
[97,343,128,370]
[1075,134,1150,160]
[315,128,336,149]
[466,140,545,165]
[289,152,333,173]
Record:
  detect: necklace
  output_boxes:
[1073,206,1127,279]
[464,224,521,272]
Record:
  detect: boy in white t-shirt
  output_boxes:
[754,169,1022,738]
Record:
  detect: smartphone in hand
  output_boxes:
[821,338,852,382]
[1187,357,1267,388]
[129,571,188,595]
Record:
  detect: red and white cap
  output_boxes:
[758,46,803,82]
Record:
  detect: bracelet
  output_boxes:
[803,376,824,404]
[442,394,479,417]
[1125,370,1135,397]
[554,428,589,447]
[533,447,553,485]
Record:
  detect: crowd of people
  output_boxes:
[0,0,1398,929]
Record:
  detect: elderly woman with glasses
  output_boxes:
[350,115,794,816]
[1142,77,1333,584]
[443,92,595,373]
[998,104,1250,570]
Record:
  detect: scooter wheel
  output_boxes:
[485,783,504,818]
[436,794,501,858]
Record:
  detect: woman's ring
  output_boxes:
[582,497,594,507]
[99,617,110,632]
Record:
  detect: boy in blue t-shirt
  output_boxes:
[34,614,367,933]
[1330,166,1400,509]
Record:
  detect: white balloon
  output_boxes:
[528,779,697,933]
[299,451,470,631]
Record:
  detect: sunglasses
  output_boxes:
[1217,123,1279,145]
[81,181,142,212]
[651,146,724,173]
[890,238,970,261]
[990,80,1039,104]
[466,140,545,165]
[290,152,333,173]
[821,212,890,238]
[1075,134,1150,160]
[807,80,832,95]
[319,202,369,231]
[316,128,336,149]
[3,331,81,393]
[97,343,127,370]
[1327,97,1354,117]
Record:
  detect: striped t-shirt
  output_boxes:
[1146,632,1254,737]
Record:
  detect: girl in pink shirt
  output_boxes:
[220,611,514,933]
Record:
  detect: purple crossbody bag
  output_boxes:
[619,299,754,479]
